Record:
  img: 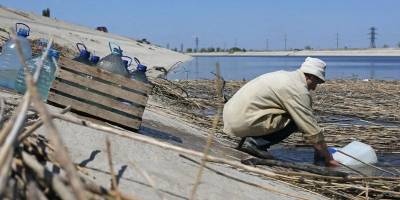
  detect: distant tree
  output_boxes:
[172,48,178,52]
[397,42,400,48]
[207,47,215,52]
[383,44,389,48]
[142,38,150,44]
[186,48,193,53]
[42,8,50,17]
[229,47,242,53]
[137,38,150,44]
[216,47,221,52]
[242,48,246,52]
[200,48,207,52]
[304,45,312,50]
[96,26,108,32]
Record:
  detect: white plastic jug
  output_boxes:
[331,141,378,166]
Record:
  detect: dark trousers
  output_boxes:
[238,121,298,149]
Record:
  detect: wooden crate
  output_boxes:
[47,57,152,130]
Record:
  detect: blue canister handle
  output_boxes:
[108,42,122,55]
[122,55,132,67]
[15,23,30,37]
[76,43,87,52]
[76,43,90,59]
[134,57,141,65]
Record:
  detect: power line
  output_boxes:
[369,27,377,48]
[284,33,287,51]
[195,37,199,52]
[336,33,339,49]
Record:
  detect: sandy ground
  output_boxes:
[0,6,192,78]
[0,88,326,200]
[189,48,400,57]
[38,104,327,200]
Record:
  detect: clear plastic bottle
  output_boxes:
[96,42,129,77]
[130,64,149,84]
[15,49,60,101]
[0,23,32,90]
[130,57,149,84]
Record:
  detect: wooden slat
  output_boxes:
[59,57,152,94]
[51,80,145,118]
[48,92,141,129]
[56,69,148,106]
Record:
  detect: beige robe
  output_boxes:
[223,69,324,144]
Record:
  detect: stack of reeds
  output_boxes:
[151,78,400,199]
[151,79,400,153]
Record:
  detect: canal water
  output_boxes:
[167,56,400,81]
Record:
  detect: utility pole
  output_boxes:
[180,43,184,52]
[234,38,238,47]
[166,43,170,49]
[336,33,339,49]
[266,38,269,50]
[195,37,199,52]
[369,27,377,48]
[284,34,287,51]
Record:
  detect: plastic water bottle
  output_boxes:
[15,49,60,101]
[0,23,32,90]
[122,55,132,72]
[330,141,378,166]
[73,43,92,65]
[96,42,129,77]
[130,57,149,84]
[130,64,149,84]
[72,43,100,66]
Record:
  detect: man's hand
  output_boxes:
[327,159,341,167]
[313,141,340,167]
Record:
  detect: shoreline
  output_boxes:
[188,49,400,57]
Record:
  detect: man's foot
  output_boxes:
[238,138,274,159]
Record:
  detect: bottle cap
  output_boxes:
[111,48,123,56]
[90,55,100,64]
[17,28,29,37]
[79,50,91,59]
[137,64,147,72]
[123,60,129,67]
[48,49,60,59]
[328,147,337,154]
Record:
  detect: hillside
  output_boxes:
[0,5,192,77]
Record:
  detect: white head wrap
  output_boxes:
[299,57,326,82]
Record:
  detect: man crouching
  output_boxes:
[223,57,339,167]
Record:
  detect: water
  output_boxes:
[167,56,400,81]
[269,146,400,176]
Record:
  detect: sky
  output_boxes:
[1,0,399,51]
